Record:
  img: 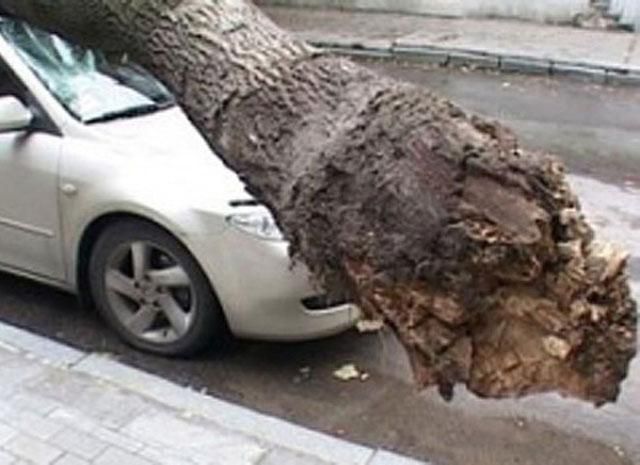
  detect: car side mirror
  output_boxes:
[0,96,33,133]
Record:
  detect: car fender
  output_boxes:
[60,144,232,289]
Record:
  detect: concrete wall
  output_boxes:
[257,0,592,23]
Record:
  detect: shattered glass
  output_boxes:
[0,18,175,123]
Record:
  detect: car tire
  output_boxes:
[89,219,226,356]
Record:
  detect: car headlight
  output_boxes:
[227,210,285,241]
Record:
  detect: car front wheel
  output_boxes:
[89,219,225,356]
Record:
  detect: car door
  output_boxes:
[0,60,65,280]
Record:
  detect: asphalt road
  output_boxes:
[0,64,638,465]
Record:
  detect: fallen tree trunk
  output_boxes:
[2,0,635,405]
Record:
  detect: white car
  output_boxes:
[0,18,358,355]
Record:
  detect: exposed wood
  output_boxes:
[1,0,635,405]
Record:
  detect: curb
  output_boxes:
[0,322,429,465]
[309,40,640,86]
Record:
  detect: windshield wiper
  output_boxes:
[86,103,161,124]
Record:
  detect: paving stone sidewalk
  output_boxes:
[0,323,427,465]
[262,6,640,84]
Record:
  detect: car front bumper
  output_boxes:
[188,228,360,341]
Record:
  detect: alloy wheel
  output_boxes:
[104,240,196,344]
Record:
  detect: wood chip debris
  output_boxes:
[333,364,370,382]
[293,366,312,384]
[356,319,385,333]
[542,336,572,360]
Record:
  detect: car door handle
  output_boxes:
[60,183,78,196]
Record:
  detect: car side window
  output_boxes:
[0,58,60,135]
[0,60,26,100]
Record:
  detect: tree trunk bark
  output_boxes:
[1,0,635,405]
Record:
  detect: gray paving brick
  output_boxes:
[88,394,149,430]
[30,375,142,431]
[50,429,108,460]
[37,377,147,437]
[259,448,332,465]
[28,371,101,408]
[0,399,13,417]
[551,62,607,83]
[4,434,64,465]
[0,423,17,446]
[352,39,393,51]
[448,51,500,69]
[368,450,429,465]
[52,454,90,465]
[94,447,156,465]
[306,37,358,49]
[606,70,640,86]
[0,356,47,397]
[325,46,393,59]
[90,427,145,454]
[0,450,16,465]
[392,46,449,65]
[122,412,265,465]
[312,39,394,59]
[138,447,197,465]
[4,409,65,441]
[0,325,84,367]
[8,392,61,417]
[48,408,98,434]
[500,56,551,74]
[91,427,145,454]
[0,343,19,357]
[48,408,144,453]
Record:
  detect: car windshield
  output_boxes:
[0,18,175,123]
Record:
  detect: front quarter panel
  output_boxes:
[59,136,236,288]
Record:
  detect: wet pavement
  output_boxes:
[0,65,638,465]
[364,60,640,188]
